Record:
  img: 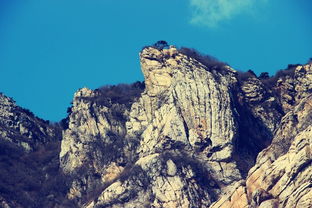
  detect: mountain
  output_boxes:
[0,93,66,207]
[0,45,311,208]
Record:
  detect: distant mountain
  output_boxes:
[0,45,311,208]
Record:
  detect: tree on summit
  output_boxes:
[153,40,169,50]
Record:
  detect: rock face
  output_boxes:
[60,46,244,207]
[0,93,66,208]
[0,45,311,208]
[211,64,312,208]
[0,93,60,151]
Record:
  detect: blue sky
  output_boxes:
[0,0,311,121]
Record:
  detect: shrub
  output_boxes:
[275,67,296,78]
[247,69,257,77]
[260,66,296,89]
[237,70,257,82]
[0,138,68,208]
[82,81,145,108]
[258,72,270,80]
[97,82,144,106]
[178,47,227,71]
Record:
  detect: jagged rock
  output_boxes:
[211,94,312,208]
[276,76,296,112]
[241,77,268,104]
[209,180,247,208]
[276,63,312,112]
[88,152,216,208]
[137,47,241,170]
[240,77,283,133]
[60,46,248,207]
[59,87,134,205]
[60,47,312,208]
[0,93,60,151]
[294,64,312,101]
[0,94,66,208]
[1,46,311,208]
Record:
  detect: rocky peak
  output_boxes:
[0,93,16,112]
[0,93,61,151]
[140,46,178,96]
[1,46,311,208]
[58,46,251,207]
[58,46,307,207]
[0,93,65,208]
[74,87,95,98]
[140,46,236,96]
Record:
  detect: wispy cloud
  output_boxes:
[189,0,266,28]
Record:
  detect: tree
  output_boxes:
[258,72,270,80]
[153,40,169,50]
[247,69,256,77]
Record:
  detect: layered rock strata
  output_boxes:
[211,64,312,208]
[1,46,311,208]
[60,46,306,207]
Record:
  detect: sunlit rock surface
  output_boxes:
[0,45,311,208]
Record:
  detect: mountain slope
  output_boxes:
[0,45,311,208]
[0,93,68,207]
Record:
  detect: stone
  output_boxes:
[1,46,312,208]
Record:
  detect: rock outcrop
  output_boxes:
[0,93,60,151]
[60,46,245,207]
[0,93,66,208]
[0,45,311,208]
[211,63,312,208]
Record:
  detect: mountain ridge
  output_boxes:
[0,45,311,208]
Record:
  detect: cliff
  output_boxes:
[0,45,311,208]
[0,93,65,207]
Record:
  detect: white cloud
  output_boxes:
[189,0,265,28]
